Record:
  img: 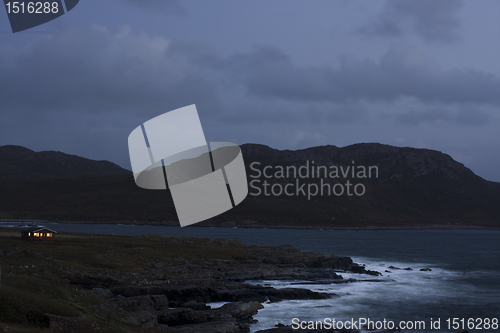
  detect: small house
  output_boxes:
[21,227,57,242]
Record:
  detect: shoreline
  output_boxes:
[1,218,499,231]
[0,229,380,332]
[2,221,499,332]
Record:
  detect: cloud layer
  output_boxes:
[1,11,499,181]
[357,0,463,43]
[1,26,498,129]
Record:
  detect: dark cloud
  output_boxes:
[1,25,499,173]
[223,45,500,108]
[227,43,500,105]
[2,24,498,129]
[217,44,499,130]
[0,25,222,118]
[395,105,493,127]
[0,26,225,168]
[1,27,498,132]
[123,0,186,14]
[357,0,463,43]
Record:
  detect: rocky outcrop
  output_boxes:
[256,323,401,332]
[67,240,380,332]
[157,301,263,326]
[123,311,158,330]
[46,314,99,332]
[257,326,346,333]
[116,295,169,312]
[167,321,241,333]
[155,301,263,332]
[217,301,264,322]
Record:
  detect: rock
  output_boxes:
[63,236,382,332]
[388,266,400,270]
[47,314,99,332]
[403,267,413,271]
[151,295,170,311]
[420,268,432,271]
[182,300,211,310]
[167,321,240,333]
[123,311,158,330]
[256,324,339,332]
[158,301,263,329]
[349,264,380,276]
[385,270,391,273]
[117,295,155,312]
[153,262,167,269]
[158,308,211,326]
[216,301,264,322]
[160,285,213,304]
[213,286,330,303]
[113,294,170,313]
[92,287,113,299]
[267,288,331,300]
[267,296,282,303]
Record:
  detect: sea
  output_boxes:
[2,222,499,332]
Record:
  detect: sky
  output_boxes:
[1,0,500,181]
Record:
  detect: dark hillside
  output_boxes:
[0,144,499,228]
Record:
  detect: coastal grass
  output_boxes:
[0,227,250,332]
[1,230,248,270]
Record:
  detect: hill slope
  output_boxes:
[231,143,500,227]
[0,145,130,181]
[0,143,499,228]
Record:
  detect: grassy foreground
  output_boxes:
[0,228,251,332]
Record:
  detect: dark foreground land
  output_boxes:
[0,228,384,333]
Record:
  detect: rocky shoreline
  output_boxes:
[0,230,387,332]
[62,238,382,332]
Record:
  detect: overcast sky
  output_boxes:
[1,0,500,181]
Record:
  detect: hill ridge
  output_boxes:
[0,145,130,181]
[0,143,498,227]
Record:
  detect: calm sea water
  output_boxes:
[3,222,499,332]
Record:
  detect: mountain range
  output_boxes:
[0,145,129,181]
[0,144,499,228]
